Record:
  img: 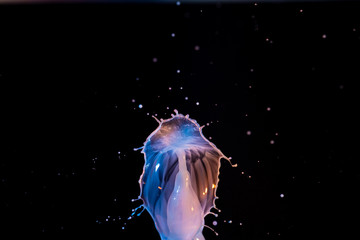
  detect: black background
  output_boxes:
[1,2,359,239]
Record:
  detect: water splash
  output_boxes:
[134,110,236,240]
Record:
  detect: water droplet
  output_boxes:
[213,221,218,226]
[139,104,143,109]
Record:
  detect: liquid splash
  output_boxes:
[134,110,236,240]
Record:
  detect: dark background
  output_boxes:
[1,1,359,239]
